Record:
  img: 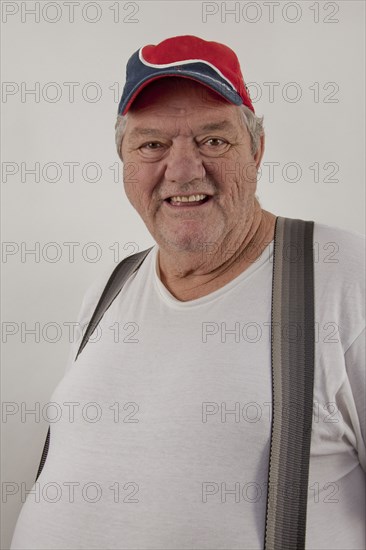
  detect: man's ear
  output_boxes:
[254,133,265,169]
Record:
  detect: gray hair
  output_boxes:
[115,104,264,160]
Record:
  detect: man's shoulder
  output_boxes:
[75,265,117,327]
[313,220,365,247]
[312,221,365,343]
[79,246,156,317]
[312,221,365,275]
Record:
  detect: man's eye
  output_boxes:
[204,138,226,147]
[200,137,230,156]
[140,142,163,150]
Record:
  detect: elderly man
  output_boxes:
[10,36,365,550]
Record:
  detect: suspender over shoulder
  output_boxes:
[35,217,315,550]
[264,217,315,550]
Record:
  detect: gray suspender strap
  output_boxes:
[35,247,153,481]
[264,216,315,550]
[35,216,315,550]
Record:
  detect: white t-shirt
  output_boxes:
[10,222,365,550]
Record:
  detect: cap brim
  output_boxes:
[118,69,243,115]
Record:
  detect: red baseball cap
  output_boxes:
[118,35,254,115]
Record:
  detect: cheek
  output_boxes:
[123,163,157,209]
[243,161,258,186]
[218,160,258,207]
[123,160,141,188]
[209,152,256,184]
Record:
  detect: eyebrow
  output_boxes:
[128,128,165,138]
[197,121,236,133]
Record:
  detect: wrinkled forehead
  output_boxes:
[122,79,247,145]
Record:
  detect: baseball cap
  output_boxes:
[118,35,254,115]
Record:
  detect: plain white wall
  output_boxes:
[2,1,365,548]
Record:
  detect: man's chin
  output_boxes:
[158,232,212,254]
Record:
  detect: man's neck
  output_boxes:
[157,208,277,302]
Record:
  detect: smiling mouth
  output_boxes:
[165,194,212,206]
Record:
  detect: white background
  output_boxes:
[1,1,365,548]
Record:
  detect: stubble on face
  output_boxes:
[121,79,261,268]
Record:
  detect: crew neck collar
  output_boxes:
[151,241,274,308]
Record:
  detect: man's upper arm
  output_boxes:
[344,327,366,470]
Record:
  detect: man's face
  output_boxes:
[121,78,264,254]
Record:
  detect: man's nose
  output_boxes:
[164,142,206,184]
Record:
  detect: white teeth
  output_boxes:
[170,194,207,203]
